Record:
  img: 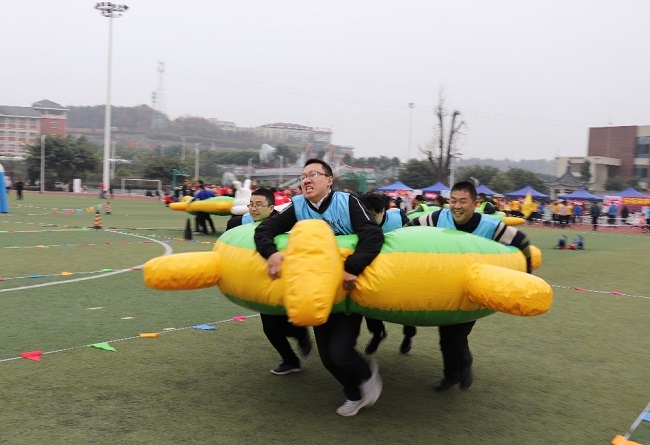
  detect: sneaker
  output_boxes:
[270,362,302,375]
[433,378,460,392]
[361,359,382,407]
[365,330,386,355]
[297,333,312,358]
[336,399,367,417]
[399,336,413,354]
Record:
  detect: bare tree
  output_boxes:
[420,94,465,184]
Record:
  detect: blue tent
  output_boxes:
[610,187,650,198]
[377,181,413,192]
[421,181,449,193]
[558,189,603,202]
[476,184,497,196]
[504,185,549,200]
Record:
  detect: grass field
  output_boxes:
[1,192,648,444]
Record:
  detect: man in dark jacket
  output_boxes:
[227,188,312,375]
[255,159,384,417]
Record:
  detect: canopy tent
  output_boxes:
[610,187,650,198]
[377,181,414,192]
[421,182,449,193]
[607,187,650,209]
[504,185,549,200]
[476,184,497,196]
[558,189,603,202]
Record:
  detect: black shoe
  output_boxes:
[270,362,302,375]
[433,378,460,392]
[460,366,473,389]
[297,333,312,358]
[399,336,413,354]
[365,330,386,355]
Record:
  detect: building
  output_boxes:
[0,100,68,158]
[255,123,333,153]
[556,125,650,192]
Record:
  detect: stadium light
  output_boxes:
[95,2,129,196]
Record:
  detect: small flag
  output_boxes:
[91,342,116,352]
[20,350,43,362]
[193,324,216,330]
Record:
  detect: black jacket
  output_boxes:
[254,190,384,276]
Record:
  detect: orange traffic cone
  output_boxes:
[105,201,112,215]
[92,212,102,230]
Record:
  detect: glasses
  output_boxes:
[299,171,330,181]
[247,202,271,209]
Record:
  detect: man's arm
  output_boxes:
[345,195,384,276]
[225,215,243,231]
[253,204,298,259]
[406,210,441,227]
[492,222,532,273]
[399,209,409,226]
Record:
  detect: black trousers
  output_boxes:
[439,321,475,380]
[366,318,416,338]
[260,314,308,367]
[314,312,371,401]
[195,212,215,233]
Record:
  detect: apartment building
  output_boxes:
[0,100,68,158]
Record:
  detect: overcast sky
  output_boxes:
[4,1,650,161]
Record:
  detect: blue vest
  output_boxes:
[292,193,354,235]
[241,213,254,225]
[436,208,499,238]
[382,209,403,233]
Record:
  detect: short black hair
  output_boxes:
[359,192,385,214]
[251,188,275,207]
[451,181,477,201]
[304,158,333,177]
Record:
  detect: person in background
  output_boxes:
[433,195,448,209]
[255,158,384,417]
[227,188,312,375]
[573,202,583,225]
[590,202,602,231]
[607,201,618,226]
[15,180,24,200]
[192,181,216,234]
[407,181,532,392]
[476,193,496,214]
[408,194,429,214]
[358,192,415,355]
[621,205,629,224]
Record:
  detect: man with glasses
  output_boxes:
[226,188,312,374]
[255,159,384,417]
[407,181,532,392]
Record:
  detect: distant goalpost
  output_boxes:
[121,178,162,195]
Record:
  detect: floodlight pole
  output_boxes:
[95,2,129,197]
[40,135,45,194]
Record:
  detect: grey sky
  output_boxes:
[4,1,650,161]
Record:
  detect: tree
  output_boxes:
[490,173,515,194]
[626,176,640,189]
[604,176,625,191]
[420,94,465,184]
[397,160,436,188]
[142,157,185,181]
[580,160,591,185]
[25,135,100,187]
[456,165,501,187]
[503,168,549,193]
